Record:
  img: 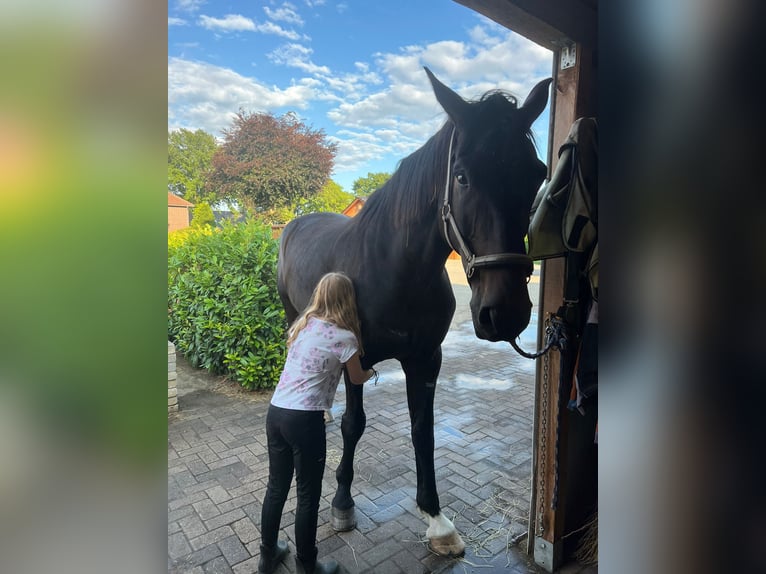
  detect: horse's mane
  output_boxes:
[356,123,452,229]
[355,90,534,230]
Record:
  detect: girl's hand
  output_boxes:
[345,352,371,385]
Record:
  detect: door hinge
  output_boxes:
[560,44,576,70]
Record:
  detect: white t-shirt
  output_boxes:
[270,317,359,411]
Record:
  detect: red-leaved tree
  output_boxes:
[208,110,337,222]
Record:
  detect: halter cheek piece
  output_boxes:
[441,127,534,279]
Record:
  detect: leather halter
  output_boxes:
[441,127,535,279]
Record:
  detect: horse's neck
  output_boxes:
[370,194,452,283]
[378,127,452,261]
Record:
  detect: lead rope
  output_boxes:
[510,313,568,360]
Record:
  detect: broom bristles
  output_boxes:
[574,512,598,565]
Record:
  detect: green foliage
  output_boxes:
[293,179,354,217]
[168,222,287,390]
[168,128,218,205]
[190,202,215,228]
[352,172,391,197]
[208,110,337,221]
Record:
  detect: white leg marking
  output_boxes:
[419,510,466,557]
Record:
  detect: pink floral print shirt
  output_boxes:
[270,317,359,411]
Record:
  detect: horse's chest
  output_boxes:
[364,290,453,358]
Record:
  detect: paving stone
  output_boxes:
[190,525,236,551]
[369,503,406,524]
[206,485,232,505]
[185,479,225,497]
[231,556,261,574]
[193,498,222,521]
[179,514,208,540]
[360,559,401,574]
[170,491,209,511]
[217,535,250,566]
[362,537,406,567]
[204,508,246,531]
[231,517,260,544]
[169,504,196,523]
[182,544,223,568]
[169,532,192,560]
[390,547,426,573]
[202,556,233,574]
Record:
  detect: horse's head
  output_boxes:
[425,68,551,342]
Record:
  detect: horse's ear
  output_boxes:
[520,78,553,129]
[424,67,469,125]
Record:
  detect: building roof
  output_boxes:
[168,192,195,207]
[341,197,366,216]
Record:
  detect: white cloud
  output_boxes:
[168,58,319,135]
[255,20,306,40]
[197,13,305,40]
[264,3,304,26]
[176,0,206,12]
[268,43,330,75]
[168,17,187,26]
[198,14,256,32]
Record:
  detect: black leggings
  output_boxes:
[260,405,326,564]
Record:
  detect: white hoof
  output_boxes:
[423,512,466,557]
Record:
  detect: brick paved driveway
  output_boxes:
[168,280,546,574]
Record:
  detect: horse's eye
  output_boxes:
[455,172,468,186]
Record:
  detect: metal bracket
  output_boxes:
[560,44,576,69]
[533,536,563,572]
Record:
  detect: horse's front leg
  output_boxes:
[330,370,365,531]
[402,349,466,557]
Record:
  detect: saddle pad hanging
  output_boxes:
[527,117,598,260]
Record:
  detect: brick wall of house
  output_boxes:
[168,206,191,232]
[168,341,178,413]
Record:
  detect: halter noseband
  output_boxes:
[441,127,534,279]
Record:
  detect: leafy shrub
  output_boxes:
[168,221,287,389]
[190,202,215,227]
[168,225,212,250]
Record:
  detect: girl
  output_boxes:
[258,272,376,574]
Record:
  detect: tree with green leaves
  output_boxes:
[294,180,354,217]
[168,128,218,205]
[352,172,391,197]
[207,110,337,223]
[190,202,215,228]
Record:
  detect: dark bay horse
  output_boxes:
[277,67,551,556]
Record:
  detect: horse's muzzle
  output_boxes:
[474,300,532,342]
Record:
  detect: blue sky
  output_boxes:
[168,0,553,193]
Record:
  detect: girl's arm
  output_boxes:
[344,351,376,385]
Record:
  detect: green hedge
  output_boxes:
[168,222,287,389]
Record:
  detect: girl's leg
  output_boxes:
[260,406,295,549]
[283,409,326,566]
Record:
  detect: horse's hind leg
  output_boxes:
[402,350,465,557]
[330,370,365,531]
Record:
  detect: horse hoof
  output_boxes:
[331,506,356,532]
[428,531,466,557]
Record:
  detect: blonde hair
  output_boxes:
[287,272,364,355]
